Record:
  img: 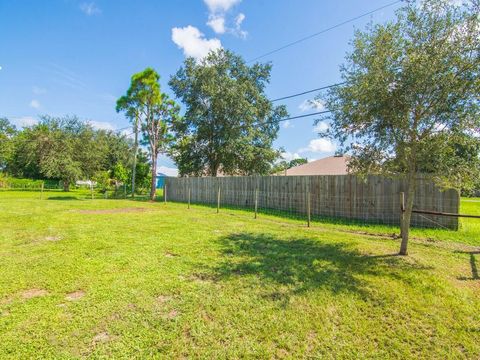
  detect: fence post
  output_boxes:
[399,192,405,235]
[254,188,258,219]
[188,187,191,209]
[217,186,221,213]
[40,181,44,200]
[90,182,94,200]
[307,190,311,227]
[164,183,167,204]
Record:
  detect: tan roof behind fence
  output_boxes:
[283,155,350,176]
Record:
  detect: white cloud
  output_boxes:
[233,13,247,38]
[204,0,241,13]
[88,120,115,131]
[207,15,226,34]
[80,2,101,16]
[299,99,325,112]
[172,26,222,60]
[13,116,38,128]
[203,0,247,38]
[281,151,301,162]
[157,166,179,177]
[313,121,329,133]
[29,99,40,109]
[282,120,294,129]
[32,86,46,95]
[235,13,245,26]
[299,138,336,153]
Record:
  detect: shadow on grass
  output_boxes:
[456,250,480,280]
[47,196,80,201]
[208,232,431,302]
[167,200,408,236]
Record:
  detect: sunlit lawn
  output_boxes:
[0,191,479,358]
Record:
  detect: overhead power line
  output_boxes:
[276,110,332,123]
[272,82,346,102]
[248,0,403,63]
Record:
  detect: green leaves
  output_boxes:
[324,0,480,185]
[0,118,17,170]
[169,49,287,176]
[5,115,135,190]
[117,67,180,199]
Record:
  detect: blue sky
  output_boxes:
[0,0,401,175]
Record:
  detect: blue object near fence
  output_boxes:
[156,174,166,189]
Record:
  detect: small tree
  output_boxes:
[169,49,287,176]
[93,170,110,193]
[322,0,480,255]
[112,163,129,189]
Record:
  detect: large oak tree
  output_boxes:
[169,49,287,177]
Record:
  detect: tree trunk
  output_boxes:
[131,127,138,198]
[399,172,416,255]
[150,154,157,201]
[63,181,70,192]
[210,162,218,177]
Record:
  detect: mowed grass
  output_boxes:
[0,191,479,358]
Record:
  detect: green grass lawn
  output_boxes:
[0,191,479,358]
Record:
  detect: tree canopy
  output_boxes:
[0,118,17,171]
[4,115,141,191]
[270,158,309,174]
[169,49,288,177]
[118,68,180,200]
[322,0,480,254]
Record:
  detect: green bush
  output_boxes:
[0,175,61,190]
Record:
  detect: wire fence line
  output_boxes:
[0,181,149,200]
[164,175,460,230]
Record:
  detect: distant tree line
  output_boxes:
[0,115,151,192]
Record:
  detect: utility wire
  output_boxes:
[248,0,403,63]
[271,82,346,102]
[277,110,332,123]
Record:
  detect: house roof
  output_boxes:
[284,155,350,176]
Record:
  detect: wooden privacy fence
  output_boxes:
[165,175,460,229]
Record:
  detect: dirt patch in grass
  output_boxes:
[65,290,85,301]
[45,236,62,242]
[92,332,111,344]
[157,295,173,304]
[189,272,217,284]
[22,288,49,299]
[77,208,149,214]
[165,309,179,319]
[164,252,178,258]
